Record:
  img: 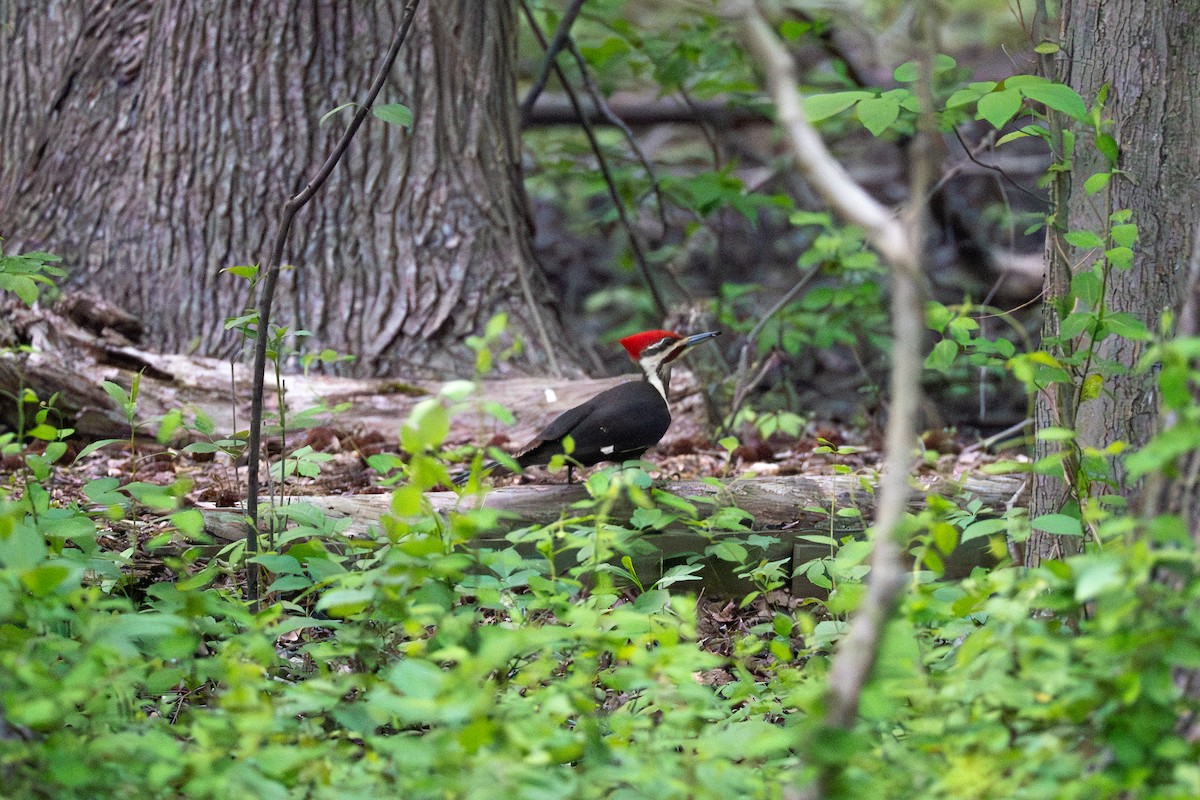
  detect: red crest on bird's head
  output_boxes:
[619,329,680,360]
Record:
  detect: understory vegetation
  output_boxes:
[4,1,1200,798]
[3,415,1200,798]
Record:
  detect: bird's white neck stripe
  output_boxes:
[646,367,667,401]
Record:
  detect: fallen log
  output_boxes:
[200,471,1026,593]
[0,295,705,449]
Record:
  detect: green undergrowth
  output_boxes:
[2,383,1200,799]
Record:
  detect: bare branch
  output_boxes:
[519,0,588,123]
[518,0,673,316]
[724,0,910,267]
[244,0,423,608]
[563,36,671,240]
[721,2,933,796]
[524,94,767,128]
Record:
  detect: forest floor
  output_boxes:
[3,407,1020,668]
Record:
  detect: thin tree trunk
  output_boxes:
[1027,0,1200,564]
[0,0,578,377]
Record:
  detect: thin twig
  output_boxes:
[723,266,821,431]
[244,0,422,609]
[518,0,671,316]
[562,36,671,240]
[518,0,587,122]
[949,125,1043,202]
[962,417,1033,455]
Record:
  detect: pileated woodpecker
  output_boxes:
[457,328,720,484]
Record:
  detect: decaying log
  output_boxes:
[202,473,1027,540]
[200,472,1025,593]
[0,294,692,448]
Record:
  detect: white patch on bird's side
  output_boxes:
[544,388,557,403]
[600,445,615,455]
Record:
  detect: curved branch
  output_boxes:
[726,1,910,267]
[518,0,587,122]
[518,0,672,316]
[244,0,423,608]
[723,2,933,796]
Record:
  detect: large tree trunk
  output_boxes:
[1027,0,1200,564]
[0,1,579,378]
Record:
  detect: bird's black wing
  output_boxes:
[518,381,670,466]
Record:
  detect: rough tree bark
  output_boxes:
[1027,0,1200,564]
[0,1,579,378]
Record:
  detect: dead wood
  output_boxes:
[0,293,700,449]
[197,471,1023,593]
[202,472,1026,541]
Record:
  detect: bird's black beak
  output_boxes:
[683,330,721,348]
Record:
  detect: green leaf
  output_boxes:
[267,575,314,593]
[401,399,450,453]
[1099,247,1128,272]
[779,19,811,40]
[1073,556,1123,601]
[74,438,124,462]
[924,339,959,373]
[632,589,670,613]
[250,554,303,574]
[316,587,374,617]
[222,264,259,280]
[709,540,748,563]
[0,522,47,570]
[1031,513,1083,536]
[976,89,1022,129]
[1070,270,1103,307]
[1109,223,1138,248]
[156,408,183,444]
[893,54,956,83]
[630,506,668,530]
[1103,312,1151,341]
[945,88,983,109]
[169,508,206,538]
[26,423,59,442]
[1020,82,1088,122]
[926,301,952,333]
[176,562,219,591]
[485,312,508,339]
[0,274,38,305]
[893,61,919,82]
[1083,171,1111,195]
[995,129,1033,146]
[856,96,900,137]
[102,380,131,407]
[1058,311,1094,339]
[1080,373,1104,402]
[43,441,66,464]
[1064,230,1104,249]
[372,103,413,128]
[1105,246,1134,270]
[961,518,1010,542]
[1036,426,1076,441]
[20,563,73,597]
[803,91,874,122]
[1096,133,1119,165]
[653,489,698,517]
[1034,41,1060,54]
